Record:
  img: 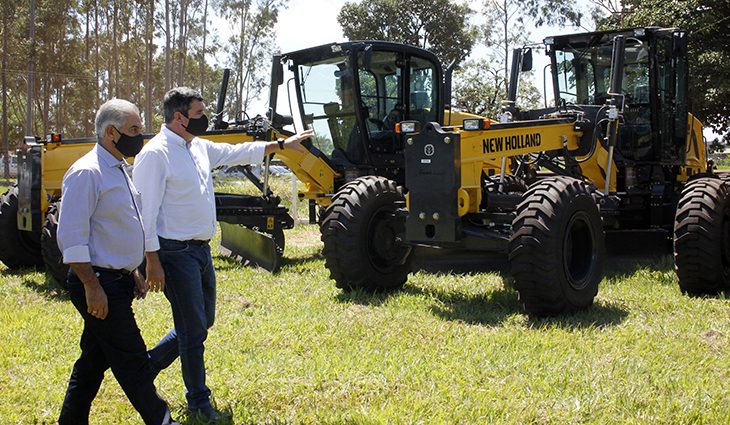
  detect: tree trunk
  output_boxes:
[177,0,188,85]
[236,5,251,113]
[41,79,49,137]
[503,0,509,97]
[56,83,62,132]
[57,8,67,134]
[26,0,36,137]
[1,0,9,178]
[145,0,154,131]
[200,0,209,94]
[165,0,171,90]
[84,1,90,62]
[82,0,92,134]
[170,1,177,87]
[108,3,118,98]
[94,0,100,106]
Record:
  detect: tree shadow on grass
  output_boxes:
[525,301,629,329]
[213,251,325,273]
[412,282,520,326]
[336,277,629,329]
[2,266,69,301]
[174,405,235,425]
[334,241,631,328]
[280,251,325,269]
[603,231,675,278]
[334,287,397,308]
[22,276,69,301]
[411,280,628,329]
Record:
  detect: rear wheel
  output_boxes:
[673,177,730,295]
[41,200,68,287]
[0,185,43,269]
[509,177,605,316]
[320,176,412,291]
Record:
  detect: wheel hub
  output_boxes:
[563,211,595,290]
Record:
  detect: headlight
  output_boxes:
[396,121,420,134]
[462,119,490,131]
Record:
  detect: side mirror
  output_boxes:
[271,55,284,87]
[267,110,294,129]
[213,69,231,130]
[521,48,533,72]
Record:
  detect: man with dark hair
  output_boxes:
[133,87,313,421]
[57,99,176,425]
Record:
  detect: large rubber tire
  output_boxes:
[509,177,605,316]
[320,176,412,291]
[0,185,43,269]
[41,200,69,287]
[673,177,730,295]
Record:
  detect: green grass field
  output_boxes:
[0,176,729,424]
[1,227,729,424]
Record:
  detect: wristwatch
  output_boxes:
[277,138,285,150]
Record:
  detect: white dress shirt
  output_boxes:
[57,144,145,272]
[132,125,267,252]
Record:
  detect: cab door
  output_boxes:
[651,29,688,163]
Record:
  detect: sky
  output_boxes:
[271,0,593,54]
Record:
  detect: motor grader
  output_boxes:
[274,27,724,316]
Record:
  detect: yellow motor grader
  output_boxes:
[303,27,724,316]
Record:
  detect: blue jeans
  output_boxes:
[148,238,216,410]
[60,270,173,425]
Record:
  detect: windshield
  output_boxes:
[553,41,650,106]
[297,57,358,158]
[293,45,441,167]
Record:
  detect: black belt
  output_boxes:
[92,266,133,276]
[184,239,210,246]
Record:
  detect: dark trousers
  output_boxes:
[59,270,172,425]
[148,237,216,410]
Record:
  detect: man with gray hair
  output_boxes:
[57,99,176,425]
[134,87,313,421]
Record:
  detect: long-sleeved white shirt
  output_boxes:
[57,144,145,272]
[132,125,267,252]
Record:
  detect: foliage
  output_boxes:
[337,0,478,67]
[0,0,286,160]
[452,59,541,119]
[451,1,542,118]
[216,0,288,119]
[614,0,730,137]
[709,138,725,153]
[1,228,729,423]
[452,59,505,117]
[521,0,584,27]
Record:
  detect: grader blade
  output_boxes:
[219,222,281,272]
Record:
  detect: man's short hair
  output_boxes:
[95,99,139,143]
[163,87,203,124]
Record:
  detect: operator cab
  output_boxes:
[275,41,443,183]
[545,27,689,164]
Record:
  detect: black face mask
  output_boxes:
[182,113,209,136]
[112,126,144,157]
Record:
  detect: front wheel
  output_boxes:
[320,176,412,291]
[509,177,605,316]
[674,178,730,295]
